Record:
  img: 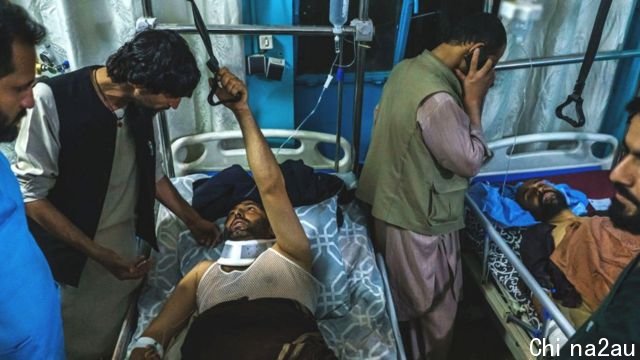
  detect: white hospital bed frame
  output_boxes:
[466,131,617,359]
[113,129,405,359]
[170,129,353,176]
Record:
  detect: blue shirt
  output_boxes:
[0,154,64,359]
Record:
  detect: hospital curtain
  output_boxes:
[147,0,245,140]
[482,0,636,141]
[1,0,244,161]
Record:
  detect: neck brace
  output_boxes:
[217,239,276,267]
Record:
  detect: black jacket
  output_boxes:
[28,66,157,286]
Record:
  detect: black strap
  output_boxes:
[185,0,241,106]
[556,0,613,128]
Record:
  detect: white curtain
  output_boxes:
[1,0,244,160]
[16,0,142,69]
[482,0,636,141]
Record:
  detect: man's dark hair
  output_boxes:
[106,29,200,98]
[444,13,507,56]
[0,2,46,78]
[626,97,640,122]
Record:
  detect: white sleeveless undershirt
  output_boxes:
[196,248,318,314]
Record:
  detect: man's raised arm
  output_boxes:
[215,68,312,271]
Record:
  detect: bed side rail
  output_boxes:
[465,194,576,339]
[479,132,617,178]
[171,129,352,176]
[111,294,138,360]
[376,254,407,360]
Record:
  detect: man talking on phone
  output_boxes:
[357,13,506,360]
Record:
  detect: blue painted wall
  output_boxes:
[294,73,387,163]
[243,0,295,129]
[242,0,393,164]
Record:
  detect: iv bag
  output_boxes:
[329,0,350,33]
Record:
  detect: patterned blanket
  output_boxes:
[463,209,542,332]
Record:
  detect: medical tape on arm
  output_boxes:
[132,336,164,358]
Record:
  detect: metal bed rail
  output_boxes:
[495,49,640,71]
[376,254,407,360]
[142,1,372,177]
[155,23,357,36]
[465,194,576,339]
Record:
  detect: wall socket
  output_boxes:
[258,35,273,50]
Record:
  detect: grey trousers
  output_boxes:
[374,218,461,360]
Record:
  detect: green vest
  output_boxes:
[357,50,470,235]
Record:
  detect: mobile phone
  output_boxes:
[464,47,490,74]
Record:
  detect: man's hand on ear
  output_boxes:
[455,48,495,125]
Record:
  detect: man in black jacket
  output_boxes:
[12,29,219,358]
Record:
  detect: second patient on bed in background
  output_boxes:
[515,179,640,327]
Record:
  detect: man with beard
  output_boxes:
[130,68,336,360]
[516,179,580,247]
[556,98,640,358]
[516,179,594,327]
[516,135,640,325]
[0,2,64,357]
[11,29,219,358]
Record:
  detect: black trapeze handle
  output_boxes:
[186,0,242,106]
[555,0,612,128]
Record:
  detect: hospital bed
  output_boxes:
[463,132,618,359]
[112,129,405,359]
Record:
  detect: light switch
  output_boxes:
[258,35,273,50]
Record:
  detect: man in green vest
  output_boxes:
[357,13,506,360]
[555,97,640,359]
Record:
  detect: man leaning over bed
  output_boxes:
[130,68,337,360]
[11,29,219,359]
[356,13,505,360]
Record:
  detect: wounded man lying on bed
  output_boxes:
[130,69,336,360]
[515,179,640,326]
